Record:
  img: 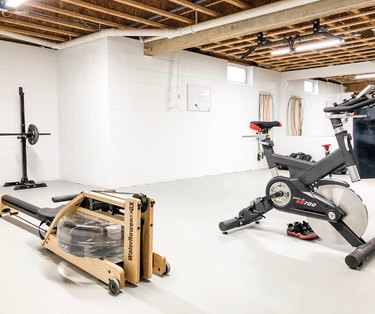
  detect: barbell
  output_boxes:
[0,124,50,145]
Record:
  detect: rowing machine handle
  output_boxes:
[219,217,241,232]
[52,194,80,203]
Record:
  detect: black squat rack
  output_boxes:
[0,87,51,190]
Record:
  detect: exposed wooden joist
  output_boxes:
[199,9,375,53]
[145,0,375,56]
[247,38,375,65]
[0,25,66,41]
[168,0,221,17]
[345,82,375,92]
[0,17,80,37]
[23,1,128,29]
[20,11,95,33]
[61,0,167,28]
[203,13,375,62]
[222,0,251,10]
[286,54,375,70]
[113,0,194,24]
[240,26,375,62]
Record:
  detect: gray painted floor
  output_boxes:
[1,170,375,314]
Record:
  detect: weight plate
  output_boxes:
[308,184,368,245]
[27,124,39,145]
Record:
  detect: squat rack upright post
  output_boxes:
[3,87,48,190]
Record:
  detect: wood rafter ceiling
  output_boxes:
[318,73,375,92]
[0,0,374,75]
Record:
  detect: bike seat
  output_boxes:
[250,121,282,131]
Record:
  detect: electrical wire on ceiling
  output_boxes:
[287,96,304,136]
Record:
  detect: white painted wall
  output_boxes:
[0,41,59,184]
[276,79,347,161]
[275,61,374,161]
[4,37,367,188]
[57,39,109,187]
[103,37,281,187]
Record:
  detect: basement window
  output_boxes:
[304,80,319,94]
[227,64,247,84]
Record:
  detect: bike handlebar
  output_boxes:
[324,96,375,113]
[324,84,375,113]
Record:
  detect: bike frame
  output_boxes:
[220,86,375,269]
[261,116,360,185]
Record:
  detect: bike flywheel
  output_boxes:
[308,184,368,245]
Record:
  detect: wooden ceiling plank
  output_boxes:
[23,1,128,29]
[225,23,375,60]
[346,82,375,92]
[19,11,95,32]
[61,0,167,28]
[0,25,66,41]
[266,49,375,67]
[287,55,375,70]
[232,38,375,66]
[244,8,375,45]
[168,0,221,17]
[0,16,80,37]
[350,9,369,22]
[221,0,251,10]
[145,0,375,56]
[199,9,375,52]
[206,17,374,55]
[248,39,375,64]
[113,0,194,24]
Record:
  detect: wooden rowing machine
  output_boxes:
[0,190,169,295]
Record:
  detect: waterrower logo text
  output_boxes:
[128,201,134,261]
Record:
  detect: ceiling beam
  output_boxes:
[61,0,167,29]
[222,0,251,10]
[20,11,95,33]
[23,2,128,29]
[168,0,221,17]
[345,82,375,92]
[145,0,375,56]
[0,17,80,37]
[0,25,65,41]
[199,8,375,52]
[113,0,194,24]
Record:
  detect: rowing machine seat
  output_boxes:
[37,206,64,221]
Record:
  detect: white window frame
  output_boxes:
[304,79,319,95]
[227,63,248,85]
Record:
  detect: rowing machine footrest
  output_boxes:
[345,237,375,269]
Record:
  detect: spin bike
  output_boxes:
[219,85,375,269]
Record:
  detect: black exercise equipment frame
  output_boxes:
[1,87,51,190]
[241,19,343,60]
[220,86,375,269]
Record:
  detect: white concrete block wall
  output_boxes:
[276,79,346,160]
[105,37,281,187]
[0,41,59,184]
[57,39,110,187]
[1,38,365,188]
